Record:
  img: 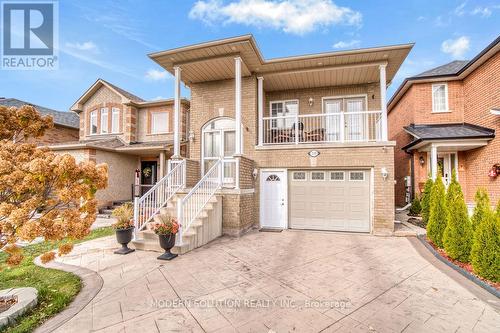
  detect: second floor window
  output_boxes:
[432,83,448,113]
[90,110,97,134]
[150,112,169,134]
[270,100,298,129]
[111,108,120,133]
[100,108,108,134]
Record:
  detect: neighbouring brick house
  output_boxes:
[0,97,79,143]
[388,36,499,208]
[136,33,412,252]
[49,79,190,208]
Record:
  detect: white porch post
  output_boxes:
[379,64,388,141]
[159,151,166,178]
[257,76,264,146]
[235,57,242,155]
[173,66,181,158]
[431,145,438,180]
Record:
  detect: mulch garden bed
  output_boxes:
[407,216,426,229]
[425,237,500,291]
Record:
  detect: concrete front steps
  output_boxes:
[132,193,222,255]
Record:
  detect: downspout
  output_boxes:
[410,151,415,201]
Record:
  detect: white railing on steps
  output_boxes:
[133,159,185,239]
[177,159,222,246]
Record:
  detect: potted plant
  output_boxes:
[111,203,135,255]
[152,214,179,260]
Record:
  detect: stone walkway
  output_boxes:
[52,230,499,332]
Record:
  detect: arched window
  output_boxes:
[202,117,238,187]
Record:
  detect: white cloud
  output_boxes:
[332,40,360,49]
[471,6,492,17]
[441,36,470,58]
[145,69,169,81]
[189,0,362,35]
[153,96,166,101]
[65,41,99,52]
[454,2,467,16]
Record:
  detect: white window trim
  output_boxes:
[100,108,109,134]
[330,171,345,181]
[89,110,98,135]
[349,171,365,181]
[111,108,120,133]
[310,171,326,181]
[431,83,450,113]
[292,171,307,181]
[269,99,300,117]
[150,111,170,134]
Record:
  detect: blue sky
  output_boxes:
[1,0,499,111]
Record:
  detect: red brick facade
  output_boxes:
[389,51,499,206]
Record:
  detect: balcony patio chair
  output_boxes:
[291,121,304,142]
[305,128,325,142]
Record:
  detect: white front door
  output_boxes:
[437,152,458,187]
[260,170,287,229]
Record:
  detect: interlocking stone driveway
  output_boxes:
[52,230,499,332]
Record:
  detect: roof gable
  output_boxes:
[71,79,144,112]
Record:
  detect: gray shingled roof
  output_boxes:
[403,123,495,151]
[412,60,469,78]
[100,79,145,103]
[405,123,494,139]
[0,98,79,129]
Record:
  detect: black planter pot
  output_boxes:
[157,233,178,260]
[114,227,135,255]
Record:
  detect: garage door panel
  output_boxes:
[290,170,370,233]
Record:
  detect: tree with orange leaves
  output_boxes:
[0,104,108,266]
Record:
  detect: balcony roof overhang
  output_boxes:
[149,34,413,91]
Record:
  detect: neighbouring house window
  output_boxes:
[311,171,325,181]
[151,112,169,134]
[270,100,298,129]
[292,171,306,181]
[111,108,120,133]
[100,108,108,134]
[349,171,365,181]
[90,110,97,134]
[432,83,448,113]
[330,171,345,181]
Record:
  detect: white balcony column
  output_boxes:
[234,57,242,155]
[173,66,182,158]
[431,145,438,180]
[257,76,264,146]
[379,64,388,141]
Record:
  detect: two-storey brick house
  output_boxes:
[131,34,412,254]
[49,79,190,208]
[388,36,499,208]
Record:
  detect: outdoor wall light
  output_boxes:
[419,156,425,165]
[381,167,389,180]
[252,168,258,180]
[308,97,314,107]
[188,130,195,143]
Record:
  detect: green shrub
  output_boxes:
[421,177,434,225]
[471,210,500,282]
[471,188,491,231]
[443,170,472,262]
[427,173,447,248]
[409,195,422,215]
[496,199,500,217]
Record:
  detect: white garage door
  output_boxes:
[289,170,370,232]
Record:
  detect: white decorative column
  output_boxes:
[173,66,181,158]
[431,145,438,180]
[257,76,264,146]
[379,64,388,141]
[159,151,166,178]
[235,57,242,155]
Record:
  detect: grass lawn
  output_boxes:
[0,227,114,333]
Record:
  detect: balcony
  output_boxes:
[261,111,383,145]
